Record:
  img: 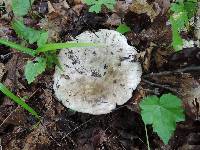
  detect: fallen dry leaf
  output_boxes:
[47,1,56,14]
[137,42,156,72]
[129,0,161,22]
[182,84,200,120]
[155,47,170,69]
[155,0,170,15]
[1,0,12,14]
[74,0,84,5]
[114,1,130,14]
[105,13,121,26]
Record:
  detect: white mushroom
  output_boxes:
[53,29,142,115]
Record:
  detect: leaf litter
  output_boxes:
[0,0,200,149]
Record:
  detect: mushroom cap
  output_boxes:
[53,29,142,115]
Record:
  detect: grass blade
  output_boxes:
[0,83,39,119]
[0,39,35,56]
[35,42,99,53]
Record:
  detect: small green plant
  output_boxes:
[0,0,97,119]
[0,83,39,118]
[170,0,197,51]
[0,38,97,84]
[116,24,131,34]
[139,93,185,144]
[0,0,97,84]
[84,0,116,13]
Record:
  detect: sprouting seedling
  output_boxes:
[0,0,98,120]
[0,0,97,84]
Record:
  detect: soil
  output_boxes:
[0,0,200,150]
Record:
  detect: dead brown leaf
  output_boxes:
[155,47,170,69]
[105,13,121,26]
[23,124,51,150]
[155,0,170,15]
[114,1,130,14]
[129,0,160,22]
[137,42,155,72]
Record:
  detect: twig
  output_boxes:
[0,106,19,128]
[61,116,96,140]
[142,78,178,93]
[40,120,62,147]
[145,125,151,150]
[143,66,200,78]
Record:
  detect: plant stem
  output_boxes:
[145,125,151,150]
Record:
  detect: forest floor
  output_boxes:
[0,0,200,149]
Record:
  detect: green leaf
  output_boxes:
[12,0,35,17]
[0,38,35,56]
[25,57,47,84]
[101,0,115,11]
[35,42,99,53]
[0,83,39,118]
[84,0,116,13]
[170,3,189,51]
[184,0,198,19]
[170,4,188,31]
[116,24,131,34]
[170,0,198,51]
[140,93,185,144]
[45,52,61,69]
[84,0,94,5]
[89,4,102,13]
[12,20,48,47]
[170,3,185,13]
[172,29,183,51]
[37,32,48,48]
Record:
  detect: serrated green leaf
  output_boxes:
[84,0,116,13]
[25,57,47,84]
[116,24,131,34]
[12,20,40,44]
[12,0,35,17]
[89,4,102,13]
[140,93,185,144]
[12,20,48,47]
[0,83,39,118]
